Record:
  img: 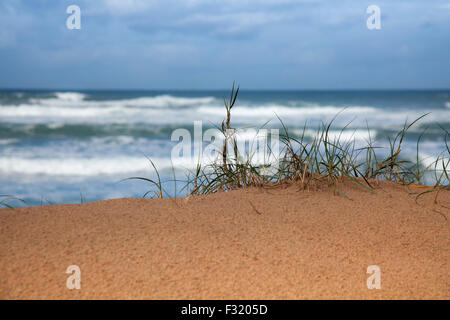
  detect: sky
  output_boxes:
[0,0,449,90]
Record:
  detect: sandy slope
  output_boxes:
[1,180,448,299]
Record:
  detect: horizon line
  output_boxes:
[1,87,450,92]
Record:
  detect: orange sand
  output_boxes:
[0,180,449,299]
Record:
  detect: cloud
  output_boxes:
[178,11,286,36]
[0,1,34,47]
[100,0,157,15]
[130,9,289,38]
[1,0,450,89]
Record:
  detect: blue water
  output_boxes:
[1,89,449,206]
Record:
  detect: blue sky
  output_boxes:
[0,0,449,89]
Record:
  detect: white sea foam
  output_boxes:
[0,156,198,176]
[0,138,446,178]
[30,92,216,109]
[234,129,268,141]
[0,152,281,177]
[0,93,221,124]
[445,102,450,109]
[198,105,377,118]
[418,152,449,185]
[54,92,87,102]
[1,92,450,128]
[292,129,376,142]
[0,139,18,145]
[418,153,440,170]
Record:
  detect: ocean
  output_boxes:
[1,89,449,206]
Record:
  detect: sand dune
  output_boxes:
[1,180,448,299]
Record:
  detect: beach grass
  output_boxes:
[2,86,448,209]
[0,195,27,209]
[134,84,449,201]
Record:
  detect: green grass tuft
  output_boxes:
[129,84,450,201]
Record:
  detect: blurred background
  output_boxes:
[0,1,449,205]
